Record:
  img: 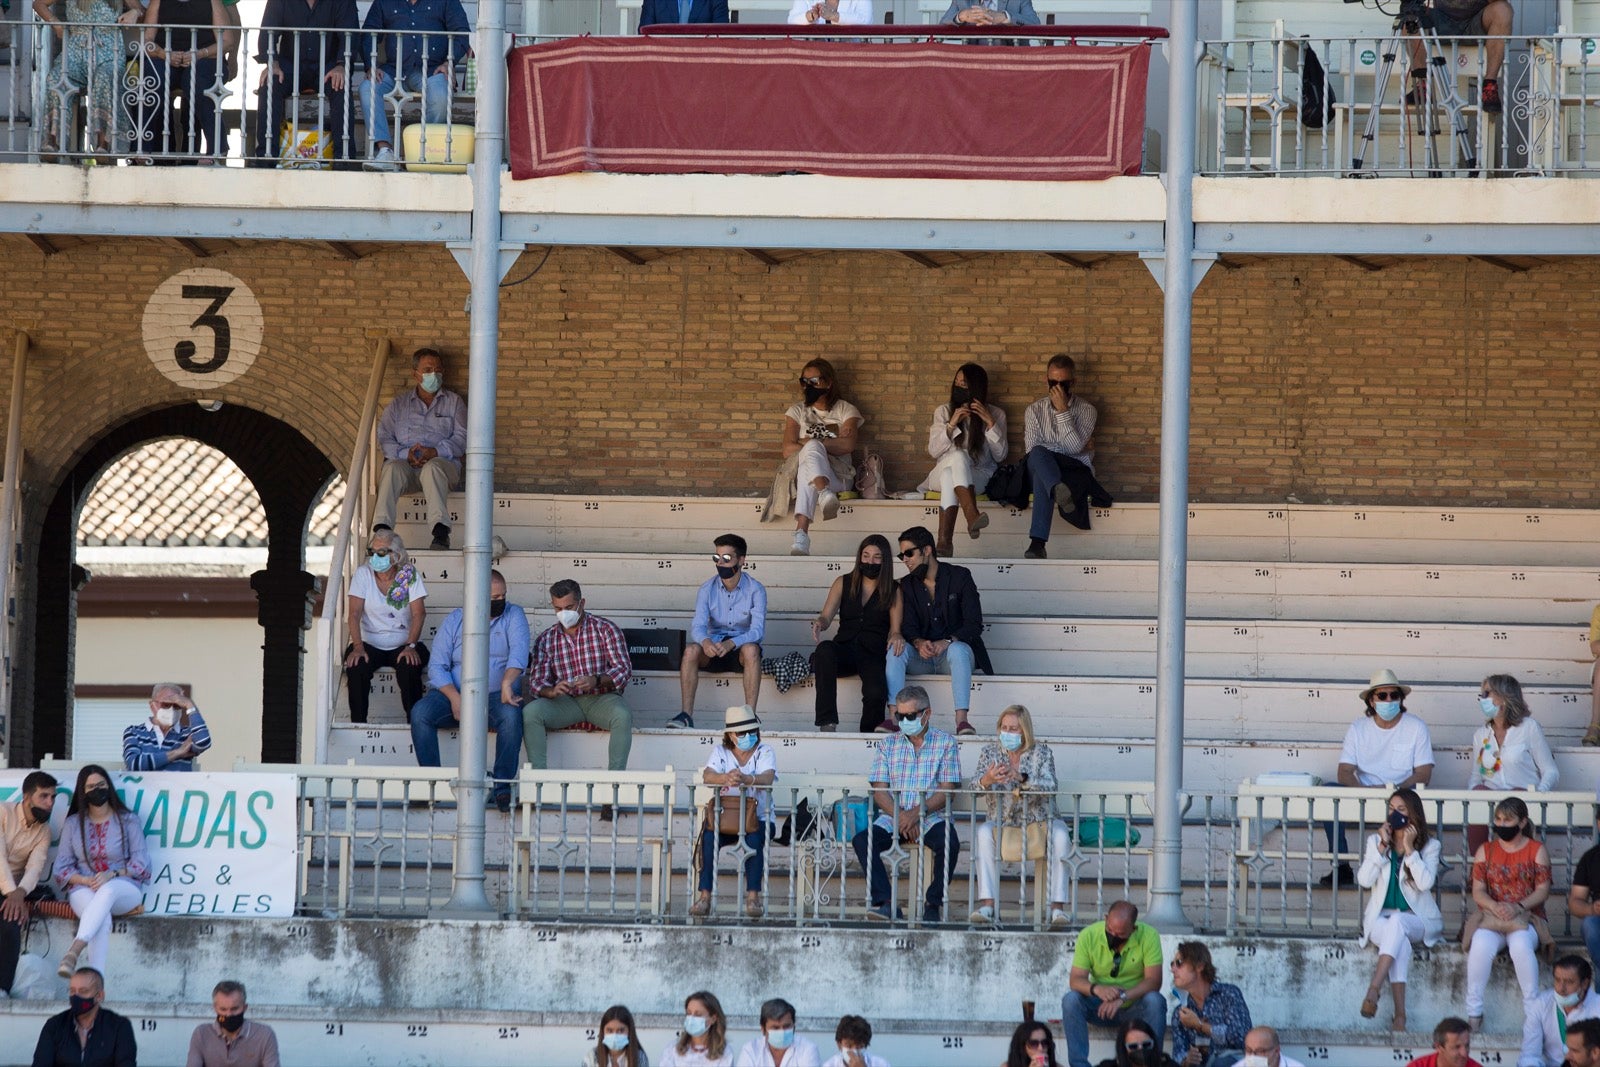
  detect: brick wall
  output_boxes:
[3,237,1597,509]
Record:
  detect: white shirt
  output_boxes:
[821,1052,890,1067]
[1520,986,1600,1066]
[659,1045,734,1067]
[1276,1057,1307,1067]
[734,1036,822,1067]
[1472,717,1559,792]
[704,742,779,823]
[786,0,873,23]
[349,564,427,649]
[1338,713,1434,786]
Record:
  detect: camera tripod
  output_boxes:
[1351,10,1478,175]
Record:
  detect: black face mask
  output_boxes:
[908,563,929,582]
[803,385,827,405]
[858,562,882,579]
[1125,1049,1152,1067]
[218,1013,245,1033]
[69,995,97,1017]
[1388,811,1409,830]
[1493,823,1522,841]
[1105,934,1128,951]
[716,565,740,581]
[83,788,111,808]
[949,385,972,410]
[489,599,507,619]
[29,806,51,826]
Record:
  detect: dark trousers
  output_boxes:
[1026,445,1101,542]
[256,65,350,163]
[139,56,220,156]
[344,641,429,723]
[0,886,53,994]
[851,821,960,909]
[698,829,766,893]
[812,635,889,731]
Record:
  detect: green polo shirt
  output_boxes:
[1071,920,1162,990]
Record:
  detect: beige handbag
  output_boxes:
[999,787,1049,861]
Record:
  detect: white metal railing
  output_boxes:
[1204,31,1600,176]
[23,20,475,167]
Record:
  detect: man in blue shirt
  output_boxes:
[122,684,212,771]
[358,0,471,171]
[410,570,530,811]
[374,347,467,549]
[671,533,765,730]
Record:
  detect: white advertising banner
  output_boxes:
[0,770,298,918]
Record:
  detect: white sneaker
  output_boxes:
[968,904,995,925]
[791,529,811,556]
[363,145,400,172]
[1049,908,1070,930]
[818,490,839,521]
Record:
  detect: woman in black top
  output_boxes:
[810,534,899,733]
[138,0,232,160]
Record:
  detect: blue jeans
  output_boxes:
[410,685,524,795]
[1585,915,1600,973]
[698,829,766,893]
[886,639,974,712]
[1059,989,1167,1067]
[851,821,961,910]
[1027,444,1096,542]
[358,68,450,146]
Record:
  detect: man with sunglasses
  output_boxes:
[886,526,992,737]
[1061,900,1166,1067]
[672,534,766,730]
[851,685,962,923]
[122,683,212,772]
[1023,353,1113,559]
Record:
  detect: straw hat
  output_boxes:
[722,705,761,735]
[1359,668,1412,702]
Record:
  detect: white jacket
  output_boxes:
[1520,986,1600,1067]
[1356,833,1444,947]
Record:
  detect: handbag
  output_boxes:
[1001,821,1049,862]
[1078,816,1140,849]
[855,451,885,500]
[1474,905,1533,934]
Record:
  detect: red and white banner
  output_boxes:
[508,37,1150,182]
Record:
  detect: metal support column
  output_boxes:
[1147,0,1198,933]
[445,0,507,915]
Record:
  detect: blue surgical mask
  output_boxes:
[1558,990,1583,1010]
[420,371,443,393]
[370,551,393,573]
[899,715,925,737]
[683,1015,708,1037]
[736,732,758,751]
[1479,696,1499,718]
[1000,731,1023,751]
[602,1033,630,1052]
[1373,700,1402,722]
[767,1027,795,1050]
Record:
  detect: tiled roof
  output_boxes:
[77,438,345,548]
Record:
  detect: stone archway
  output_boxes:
[25,404,336,765]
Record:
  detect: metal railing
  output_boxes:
[280,765,1599,939]
[1204,31,1600,176]
[22,20,474,168]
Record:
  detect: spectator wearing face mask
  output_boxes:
[410,569,530,812]
[1321,669,1435,888]
[1522,955,1600,1067]
[1094,1018,1177,1067]
[53,765,151,980]
[523,579,635,780]
[583,1004,648,1067]
[659,990,732,1067]
[31,966,136,1067]
[343,527,429,725]
[691,706,776,920]
[187,980,279,1067]
[1466,673,1558,857]
[1,770,57,999]
[736,999,821,1067]
[970,704,1071,929]
[1238,1028,1304,1067]
[762,358,862,558]
[1063,900,1166,1067]
[824,1016,888,1067]
[919,362,1007,556]
[1357,788,1443,1034]
[122,683,212,771]
[374,347,467,551]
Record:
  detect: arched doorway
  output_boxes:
[24,404,336,765]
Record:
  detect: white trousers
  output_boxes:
[376,457,462,529]
[1369,910,1428,983]
[973,819,1071,904]
[794,440,843,521]
[928,450,977,510]
[67,879,145,973]
[1464,925,1539,1016]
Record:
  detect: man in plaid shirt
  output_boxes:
[521,580,635,784]
[850,684,962,923]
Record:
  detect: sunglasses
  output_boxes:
[897,548,923,561]
[711,553,739,564]
[1372,689,1403,701]
[1125,1040,1155,1051]
[1478,691,1492,699]
[1027,1039,1051,1049]
[156,702,185,711]
[799,376,824,386]
[894,711,924,723]
[368,548,392,557]
[1049,378,1075,388]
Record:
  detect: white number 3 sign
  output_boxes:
[142,268,264,389]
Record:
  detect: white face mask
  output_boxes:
[556,608,582,629]
[1241,1056,1271,1067]
[153,706,177,729]
[1557,989,1584,1009]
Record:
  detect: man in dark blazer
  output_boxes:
[886,524,993,738]
[940,0,1039,26]
[32,968,136,1067]
[639,0,730,29]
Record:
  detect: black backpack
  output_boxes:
[1300,41,1336,129]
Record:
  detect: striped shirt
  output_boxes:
[528,613,633,693]
[123,710,213,771]
[868,728,961,832]
[1022,394,1097,470]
